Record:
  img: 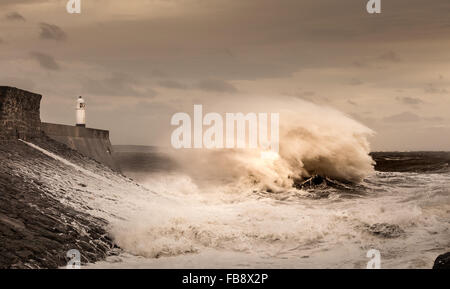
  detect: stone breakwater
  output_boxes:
[0,86,42,140]
[0,86,118,171]
[0,137,119,268]
[41,122,119,171]
[0,86,133,268]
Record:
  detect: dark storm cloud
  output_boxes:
[81,73,157,98]
[424,116,444,122]
[378,51,402,63]
[5,12,26,21]
[348,78,364,86]
[0,0,47,6]
[301,91,316,97]
[383,112,421,123]
[158,80,188,90]
[348,100,357,106]
[397,96,422,105]
[424,84,448,94]
[39,23,67,41]
[59,0,450,81]
[30,52,60,70]
[151,69,169,78]
[352,61,370,68]
[350,113,376,127]
[196,79,237,93]
[284,90,316,98]
[282,91,327,104]
[0,77,35,91]
[3,0,450,150]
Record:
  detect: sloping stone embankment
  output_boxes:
[0,137,116,269]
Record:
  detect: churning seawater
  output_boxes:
[84,99,449,268]
[85,146,450,269]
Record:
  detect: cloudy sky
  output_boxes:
[1,0,449,150]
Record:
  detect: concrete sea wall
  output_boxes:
[0,86,119,171]
[41,123,119,171]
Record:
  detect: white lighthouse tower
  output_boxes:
[76,96,86,127]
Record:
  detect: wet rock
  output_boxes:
[433,252,450,269]
[294,175,326,189]
[294,175,357,190]
[363,223,404,238]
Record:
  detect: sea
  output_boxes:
[84,146,450,269]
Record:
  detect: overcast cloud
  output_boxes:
[5,12,26,21]
[0,0,449,150]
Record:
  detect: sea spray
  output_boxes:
[166,97,375,192]
[103,97,380,259]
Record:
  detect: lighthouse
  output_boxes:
[76,96,86,127]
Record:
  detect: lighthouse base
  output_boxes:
[76,124,86,127]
